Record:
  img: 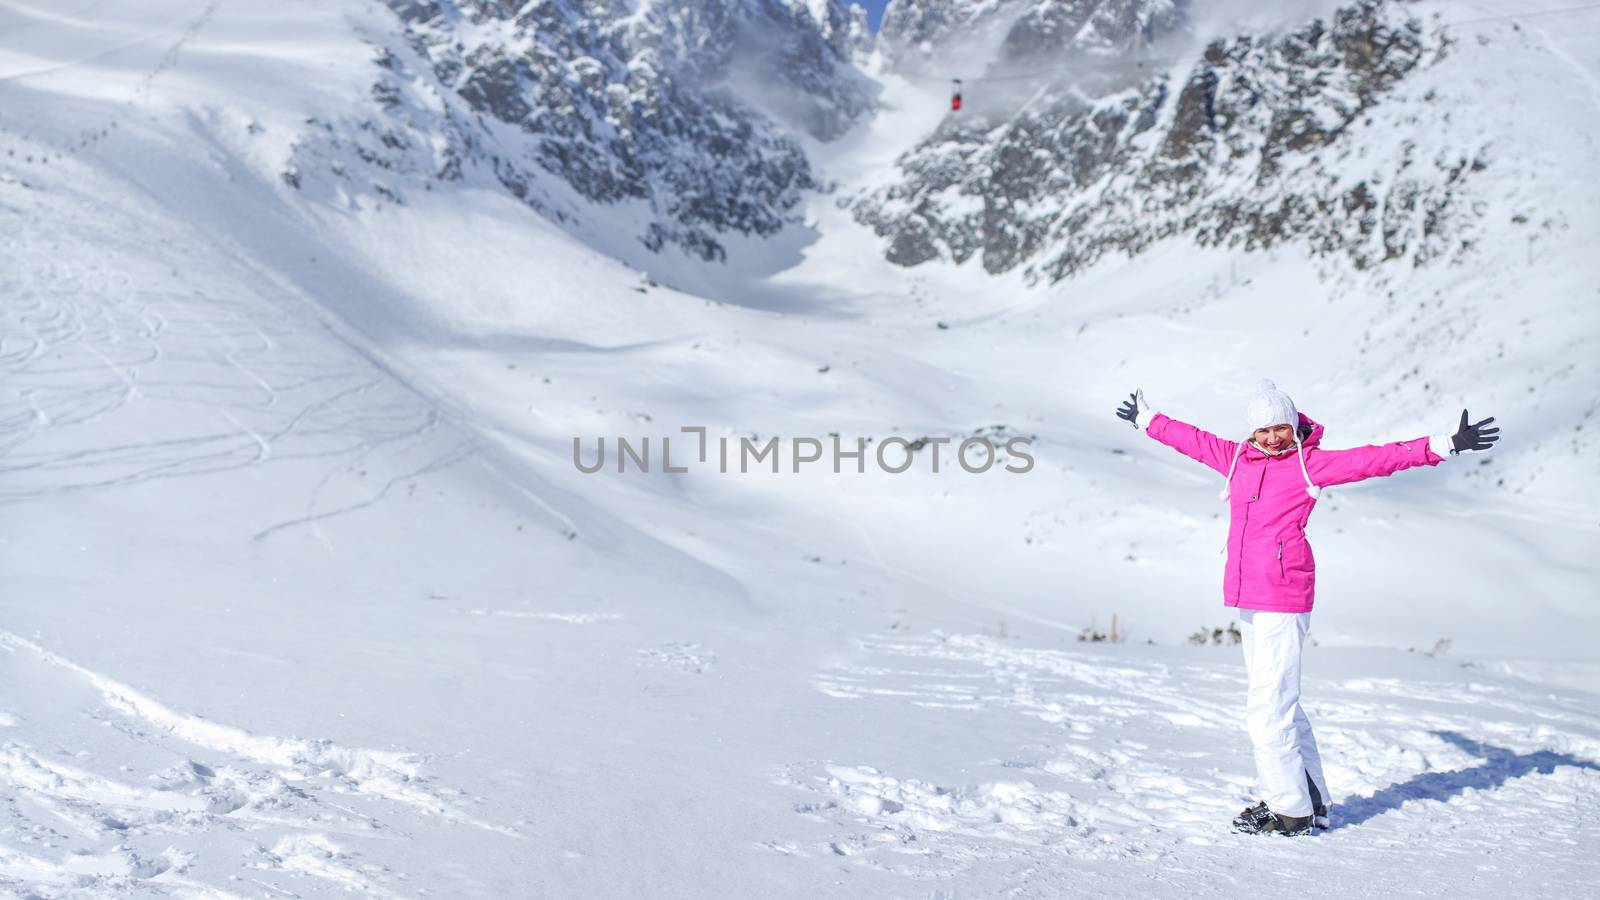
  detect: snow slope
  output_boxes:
[1,0,1597,896]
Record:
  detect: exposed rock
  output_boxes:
[854,0,1482,282]
[283,0,875,262]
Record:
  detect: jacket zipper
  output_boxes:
[1277,540,1285,580]
[1233,495,1251,604]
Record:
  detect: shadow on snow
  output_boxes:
[1333,730,1600,829]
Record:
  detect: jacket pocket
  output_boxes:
[1280,532,1315,587]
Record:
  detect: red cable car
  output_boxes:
[951,79,963,112]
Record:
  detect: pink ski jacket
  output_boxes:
[1144,412,1445,612]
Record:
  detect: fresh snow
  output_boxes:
[1,0,1597,897]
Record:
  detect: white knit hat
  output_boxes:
[1218,379,1322,501]
[1245,379,1298,432]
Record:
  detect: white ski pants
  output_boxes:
[1238,609,1331,817]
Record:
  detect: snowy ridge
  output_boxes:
[0,632,516,836]
[0,629,517,896]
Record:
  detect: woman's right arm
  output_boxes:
[1146,415,1240,476]
[1117,391,1239,476]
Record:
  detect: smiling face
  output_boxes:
[1252,423,1295,454]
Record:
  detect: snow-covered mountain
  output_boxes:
[855,1,1454,280]
[285,0,1499,291]
[282,0,877,263]
[1,0,1596,896]
[285,0,1205,271]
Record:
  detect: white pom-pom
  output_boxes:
[1256,378,1277,393]
[1306,485,1322,499]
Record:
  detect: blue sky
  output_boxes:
[856,0,892,32]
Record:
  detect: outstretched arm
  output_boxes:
[1116,389,1240,476]
[1309,409,1499,487]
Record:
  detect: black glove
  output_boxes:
[1450,409,1499,454]
[1115,390,1149,428]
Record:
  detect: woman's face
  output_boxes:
[1252,423,1295,454]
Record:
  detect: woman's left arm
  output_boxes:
[1309,409,1498,487]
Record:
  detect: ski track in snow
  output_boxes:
[0,96,530,899]
[0,176,475,542]
[782,633,1600,891]
[0,630,517,897]
[0,281,454,520]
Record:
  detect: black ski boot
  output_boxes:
[1232,801,1272,831]
[1234,773,1329,834]
[1261,811,1314,836]
[1233,808,1313,836]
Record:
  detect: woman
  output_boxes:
[1114,380,1499,836]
